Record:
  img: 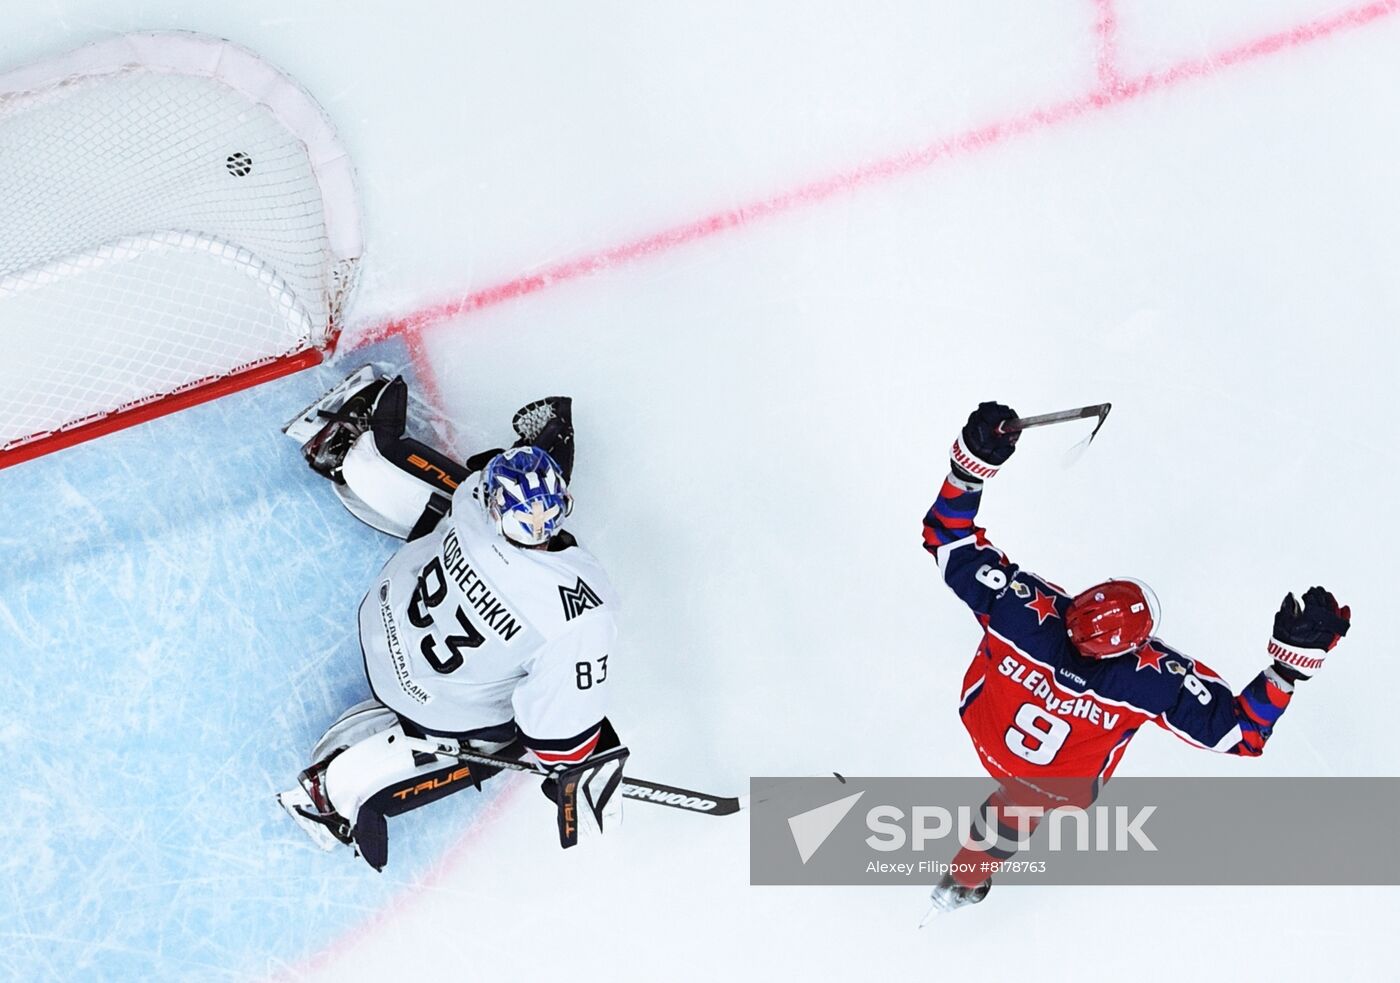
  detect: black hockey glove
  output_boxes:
[1268,586,1350,683]
[950,401,1019,483]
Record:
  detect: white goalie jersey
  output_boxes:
[359,485,618,764]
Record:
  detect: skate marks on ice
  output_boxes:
[0,360,505,980]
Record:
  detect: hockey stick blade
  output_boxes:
[620,777,744,816]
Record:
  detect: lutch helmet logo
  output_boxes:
[787,791,866,864]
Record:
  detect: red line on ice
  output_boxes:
[271,780,526,982]
[354,0,1398,356]
[402,326,462,447]
[1094,0,1123,91]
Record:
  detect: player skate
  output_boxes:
[919,402,1352,909]
[922,873,991,921]
[278,375,624,869]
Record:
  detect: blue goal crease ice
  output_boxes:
[0,350,504,981]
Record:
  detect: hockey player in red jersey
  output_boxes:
[921,402,1351,913]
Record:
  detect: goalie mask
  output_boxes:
[480,446,572,547]
[1065,578,1160,658]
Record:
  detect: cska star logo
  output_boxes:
[559,577,603,621]
[1026,588,1059,625]
[1135,645,1166,672]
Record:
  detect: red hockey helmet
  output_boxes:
[1065,578,1160,658]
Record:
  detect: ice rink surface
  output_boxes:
[2,1,1398,980]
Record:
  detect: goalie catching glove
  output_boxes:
[1269,586,1351,683]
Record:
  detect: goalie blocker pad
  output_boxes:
[553,744,630,848]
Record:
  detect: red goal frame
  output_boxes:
[0,347,327,471]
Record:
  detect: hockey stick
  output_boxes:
[403,736,744,816]
[998,402,1112,439]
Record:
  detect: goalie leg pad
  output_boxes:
[370,755,504,819]
[337,429,443,538]
[336,379,472,538]
[366,379,472,497]
[310,699,398,764]
[314,713,509,869]
[352,806,390,872]
[284,703,502,868]
[319,717,442,832]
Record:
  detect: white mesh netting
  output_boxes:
[0,33,362,455]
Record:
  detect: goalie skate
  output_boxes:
[282,364,384,444]
[277,785,351,853]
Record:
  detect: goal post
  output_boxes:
[0,32,363,468]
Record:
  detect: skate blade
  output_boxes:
[282,364,381,443]
[277,787,341,852]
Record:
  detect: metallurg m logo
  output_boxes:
[559,577,603,621]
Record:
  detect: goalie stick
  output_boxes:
[401,735,745,817]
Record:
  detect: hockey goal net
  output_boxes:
[0,32,362,468]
